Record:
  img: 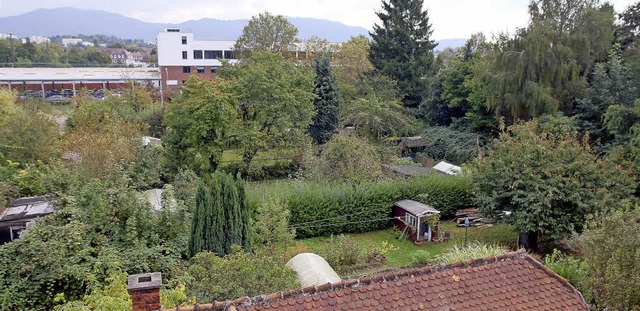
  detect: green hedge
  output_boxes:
[248,175,472,238]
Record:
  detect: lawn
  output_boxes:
[296,221,517,277]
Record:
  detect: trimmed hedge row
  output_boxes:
[248,175,473,238]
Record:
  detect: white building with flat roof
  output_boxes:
[25,36,51,44]
[61,38,84,47]
[157,28,237,91]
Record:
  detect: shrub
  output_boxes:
[393,157,421,167]
[411,250,432,265]
[418,126,486,165]
[304,132,382,183]
[544,249,589,299]
[321,234,364,268]
[185,248,298,303]
[433,242,508,265]
[577,208,640,310]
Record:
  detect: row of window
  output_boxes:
[182,66,219,74]
[182,50,235,60]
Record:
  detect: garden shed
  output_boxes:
[398,136,429,156]
[392,199,440,242]
[0,195,55,245]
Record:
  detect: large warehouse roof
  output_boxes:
[0,67,160,82]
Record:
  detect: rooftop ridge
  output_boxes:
[165,249,533,311]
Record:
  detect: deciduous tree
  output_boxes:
[471,119,633,248]
[230,51,315,166]
[333,35,374,100]
[485,0,615,121]
[253,196,295,256]
[163,76,237,176]
[234,12,298,57]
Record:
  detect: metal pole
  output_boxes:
[464,217,469,246]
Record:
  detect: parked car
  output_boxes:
[46,95,70,104]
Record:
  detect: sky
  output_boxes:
[0,0,637,40]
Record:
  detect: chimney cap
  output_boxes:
[128,272,162,291]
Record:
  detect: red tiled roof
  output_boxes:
[165,250,588,311]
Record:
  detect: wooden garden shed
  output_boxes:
[392,199,440,242]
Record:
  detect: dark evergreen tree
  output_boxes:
[187,171,251,258]
[309,54,342,144]
[369,0,437,109]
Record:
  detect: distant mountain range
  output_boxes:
[0,8,466,50]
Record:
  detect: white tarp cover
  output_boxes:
[286,253,341,287]
[433,161,462,175]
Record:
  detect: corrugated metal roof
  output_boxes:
[383,164,431,176]
[0,196,55,225]
[394,199,439,216]
[399,136,429,148]
[0,67,160,82]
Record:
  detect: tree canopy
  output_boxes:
[228,51,315,166]
[234,12,299,57]
[472,119,634,246]
[163,76,237,176]
[485,0,615,121]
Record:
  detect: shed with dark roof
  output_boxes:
[0,195,55,244]
[398,136,429,156]
[158,250,589,311]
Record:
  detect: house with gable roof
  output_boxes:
[129,249,589,311]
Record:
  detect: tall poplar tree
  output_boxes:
[188,171,251,258]
[309,54,342,144]
[369,0,437,109]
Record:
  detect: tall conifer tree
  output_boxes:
[369,0,437,109]
[309,54,342,144]
[188,171,251,258]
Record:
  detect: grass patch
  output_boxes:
[295,221,517,277]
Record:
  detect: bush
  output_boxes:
[577,208,640,310]
[185,248,298,303]
[433,242,508,265]
[544,249,589,300]
[304,132,382,183]
[411,250,432,265]
[321,234,364,268]
[248,175,472,238]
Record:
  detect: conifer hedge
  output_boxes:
[248,175,472,238]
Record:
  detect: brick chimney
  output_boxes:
[128,272,162,311]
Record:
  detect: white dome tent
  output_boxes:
[286,253,341,287]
